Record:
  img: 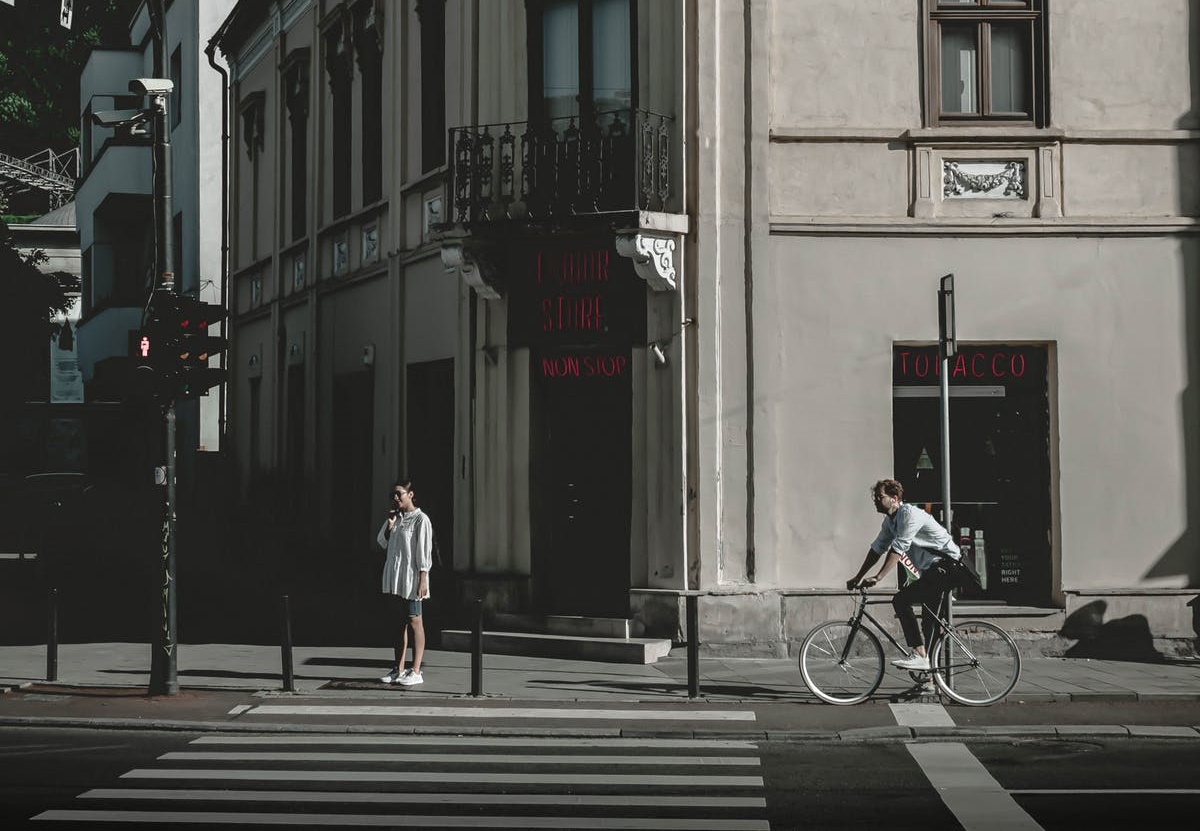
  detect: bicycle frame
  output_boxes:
[840,587,952,662]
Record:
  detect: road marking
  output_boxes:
[241,705,756,721]
[79,789,768,808]
[33,811,770,829]
[1010,789,1200,795]
[889,703,955,727]
[120,768,765,787]
[908,742,1043,830]
[190,735,759,749]
[226,705,251,715]
[160,751,761,766]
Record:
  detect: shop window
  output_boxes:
[926,0,1047,127]
[892,343,1052,606]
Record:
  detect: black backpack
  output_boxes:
[946,555,983,592]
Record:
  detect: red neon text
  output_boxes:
[896,350,1026,381]
[540,354,628,379]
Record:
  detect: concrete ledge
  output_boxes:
[838,726,914,741]
[1055,724,1130,736]
[1125,725,1200,738]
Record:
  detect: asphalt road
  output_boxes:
[2,725,1198,829]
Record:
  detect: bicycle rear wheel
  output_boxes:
[799,621,885,705]
[929,620,1021,705]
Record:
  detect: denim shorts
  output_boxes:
[386,595,423,618]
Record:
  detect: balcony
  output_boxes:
[446,109,677,227]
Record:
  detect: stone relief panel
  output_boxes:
[943,160,1027,200]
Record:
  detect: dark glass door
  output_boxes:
[530,347,632,616]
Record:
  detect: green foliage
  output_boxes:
[0,0,143,159]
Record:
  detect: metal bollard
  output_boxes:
[686,593,699,699]
[471,598,484,697]
[280,594,295,692]
[46,588,58,683]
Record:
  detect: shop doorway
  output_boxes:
[892,344,1053,607]
[530,347,632,617]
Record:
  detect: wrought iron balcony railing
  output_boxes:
[447,109,674,225]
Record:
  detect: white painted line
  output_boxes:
[120,768,765,787]
[191,735,759,749]
[907,742,1043,830]
[0,552,36,560]
[161,751,761,766]
[34,811,770,829]
[1010,789,1200,795]
[226,705,251,715]
[80,789,769,808]
[242,705,756,721]
[890,703,955,727]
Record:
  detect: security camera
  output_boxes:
[91,108,149,128]
[128,78,174,96]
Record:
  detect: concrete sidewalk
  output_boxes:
[2,642,1199,702]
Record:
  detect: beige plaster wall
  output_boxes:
[768,0,920,129]
[1052,0,1197,131]
[756,234,1197,593]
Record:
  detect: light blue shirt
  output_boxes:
[870,503,961,579]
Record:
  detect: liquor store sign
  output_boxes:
[508,239,646,380]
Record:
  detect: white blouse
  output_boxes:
[376,508,433,599]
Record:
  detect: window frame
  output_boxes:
[925,0,1048,128]
[525,0,639,127]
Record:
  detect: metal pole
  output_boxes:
[471,598,484,696]
[46,588,58,682]
[280,595,295,692]
[147,0,177,697]
[686,593,700,699]
[938,274,956,685]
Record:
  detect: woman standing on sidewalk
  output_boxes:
[376,478,433,686]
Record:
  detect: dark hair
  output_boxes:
[872,478,903,501]
[393,478,416,501]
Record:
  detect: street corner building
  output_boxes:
[212,0,1200,660]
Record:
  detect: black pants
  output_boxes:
[892,562,956,650]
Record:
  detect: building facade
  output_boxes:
[217,0,1199,656]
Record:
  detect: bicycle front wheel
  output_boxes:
[799,621,885,705]
[929,620,1021,706]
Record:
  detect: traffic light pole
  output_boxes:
[146,0,177,697]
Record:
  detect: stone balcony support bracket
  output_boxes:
[615,232,679,292]
[441,241,501,300]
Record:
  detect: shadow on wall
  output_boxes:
[1059,600,1164,663]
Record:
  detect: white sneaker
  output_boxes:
[379,668,402,684]
[892,654,930,671]
[397,670,424,686]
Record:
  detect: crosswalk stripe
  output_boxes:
[190,735,759,750]
[242,705,755,721]
[120,768,766,787]
[33,811,771,829]
[889,703,955,727]
[161,751,760,766]
[908,742,1043,831]
[79,789,769,808]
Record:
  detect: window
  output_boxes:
[528,0,635,125]
[354,1,383,203]
[324,17,353,217]
[417,0,446,172]
[283,50,310,241]
[927,0,1046,126]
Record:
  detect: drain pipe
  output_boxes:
[205,37,231,451]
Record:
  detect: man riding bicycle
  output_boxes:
[846,478,961,672]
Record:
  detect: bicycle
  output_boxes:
[798,586,1021,706]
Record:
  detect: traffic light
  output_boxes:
[173,295,228,400]
[128,291,228,404]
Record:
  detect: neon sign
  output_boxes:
[893,345,1044,390]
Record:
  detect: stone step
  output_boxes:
[488,613,643,639]
[439,629,673,664]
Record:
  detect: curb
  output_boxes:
[1,715,1197,742]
